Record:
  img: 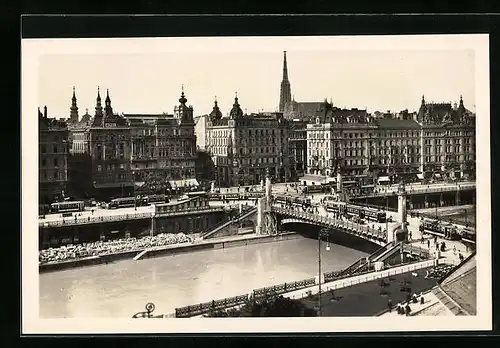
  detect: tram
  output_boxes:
[274,195,311,209]
[50,200,85,213]
[419,218,462,241]
[109,197,137,209]
[139,194,170,206]
[459,227,476,244]
[325,201,386,223]
[363,207,387,223]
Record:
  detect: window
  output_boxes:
[53,145,58,153]
[53,171,58,180]
[41,158,46,167]
[120,163,125,170]
[97,165,102,172]
[53,158,58,167]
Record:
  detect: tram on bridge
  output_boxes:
[274,195,312,209]
[325,201,387,223]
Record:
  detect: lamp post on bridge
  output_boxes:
[318,228,331,317]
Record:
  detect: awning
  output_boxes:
[378,176,390,183]
[416,173,424,180]
[169,178,200,188]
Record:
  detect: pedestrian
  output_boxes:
[420,296,424,305]
[421,236,424,244]
[427,239,430,249]
[405,304,411,316]
[453,245,457,255]
[388,299,393,312]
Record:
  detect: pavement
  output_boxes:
[378,290,449,317]
[296,266,440,317]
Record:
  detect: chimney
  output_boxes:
[44,106,47,118]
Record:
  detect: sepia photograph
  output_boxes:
[21,34,491,333]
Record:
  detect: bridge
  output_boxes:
[270,206,388,246]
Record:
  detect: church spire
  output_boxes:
[95,86,103,117]
[279,51,292,113]
[104,89,113,116]
[282,51,289,81]
[70,86,79,122]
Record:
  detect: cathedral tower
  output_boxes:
[69,86,79,123]
[279,51,292,113]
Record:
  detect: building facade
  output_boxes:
[125,90,197,190]
[306,96,476,188]
[39,106,70,205]
[417,96,476,180]
[206,96,291,187]
[288,119,307,180]
[69,88,134,201]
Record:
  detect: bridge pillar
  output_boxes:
[424,195,429,208]
[256,196,266,235]
[455,187,461,205]
[439,193,444,207]
[396,182,409,243]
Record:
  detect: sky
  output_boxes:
[35,37,477,119]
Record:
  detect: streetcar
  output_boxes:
[301,184,332,194]
[459,227,476,244]
[325,201,347,215]
[50,200,85,213]
[363,207,387,223]
[109,197,137,209]
[140,194,169,206]
[419,218,461,240]
[274,195,311,209]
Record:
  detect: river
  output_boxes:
[39,235,368,318]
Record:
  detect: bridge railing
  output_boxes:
[39,206,228,228]
[201,207,257,238]
[355,182,476,198]
[208,192,265,201]
[39,212,153,228]
[155,206,225,217]
[273,206,388,243]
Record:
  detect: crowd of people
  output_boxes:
[39,233,193,265]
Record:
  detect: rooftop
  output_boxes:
[375,118,421,129]
[437,253,476,315]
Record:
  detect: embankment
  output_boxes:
[39,232,299,273]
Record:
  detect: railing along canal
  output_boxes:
[39,206,226,228]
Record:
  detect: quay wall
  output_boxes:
[39,232,299,273]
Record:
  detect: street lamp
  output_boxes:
[318,228,331,317]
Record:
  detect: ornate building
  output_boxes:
[69,88,134,201]
[39,106,69,204]
[306,96,476,189]
[125,89,197,190]
[417,95,476,180]
[206,95,291,187]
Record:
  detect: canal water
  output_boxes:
[39,235,368,318]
